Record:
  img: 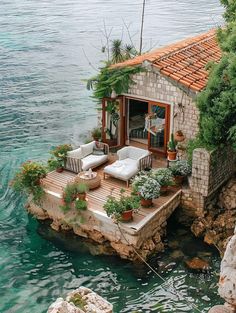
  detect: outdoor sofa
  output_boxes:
[65,141,109,173]
[103,146,152,186]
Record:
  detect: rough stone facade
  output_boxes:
[27,190,181,262]
[181,146,235,220]
[127,70,199,140]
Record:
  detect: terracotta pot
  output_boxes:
[56,167,64,173]
[167,150,177,160]
[78,193,86,201]
[121,210,133,222]
[174,175,184,186]
[140,198,153,208]
[160,185,168,194]
[174,133,185,142]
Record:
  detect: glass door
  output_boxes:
[147,102,170,154]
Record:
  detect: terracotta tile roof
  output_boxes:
[113,29,221,92]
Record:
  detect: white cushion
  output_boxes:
[67,147,83,159]
[82,154,108,171]
[128,147,149,160]
[117,146,149,161]
[80,141,95,158]
[104,159,138,181]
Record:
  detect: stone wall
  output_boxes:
[191,146,235,197]
[27,190,181,262]
[127,70,199,140]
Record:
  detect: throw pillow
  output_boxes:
[80,141,95,158]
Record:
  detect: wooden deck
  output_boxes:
[42,159,181,234]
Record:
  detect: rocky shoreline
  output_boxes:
[191,177,236,256]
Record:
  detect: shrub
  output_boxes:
[131,171,151,193]
[75,199,87,211]
[139,177,160,200]
[103,189,139,221]
[170,160,192,177]
[151,168,173,187]
[61,182,88,212]
[11,161,47,204]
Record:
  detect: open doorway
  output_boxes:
[126,98,148,147]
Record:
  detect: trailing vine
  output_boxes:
[87,65,145,100]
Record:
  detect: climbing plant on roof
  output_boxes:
[197,0,236,149]
[87,65,145,101]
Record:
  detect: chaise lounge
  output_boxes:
[103,146,152,186]
[65,141,109,173]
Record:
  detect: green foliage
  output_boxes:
[103,188,140,221]
[61,182,88,212]
[197,1,236,149]
[11,161,47,204]
[75,199,87,211]
[170,160,192,177]
[151,168,174,187]
[87,65,145,101]
[69,294,86,310]
[168,133,177,152]
[47,158,63,171]
[186,137,214,164]
[48,144,72,171]
[91,127,101,139]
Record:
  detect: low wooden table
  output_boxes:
[75,171,101,190]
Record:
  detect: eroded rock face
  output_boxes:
[208,305,234,313]
[191,177,236,255]
[218,234,236,310]
[47,287,113,313]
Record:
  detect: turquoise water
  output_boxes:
[0,1,224,312]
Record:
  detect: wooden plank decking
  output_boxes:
[42,158,181,234]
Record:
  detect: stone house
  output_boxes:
[101,29,221,156]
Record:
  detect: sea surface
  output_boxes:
[0,1,224,312]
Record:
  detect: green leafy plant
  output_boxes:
[87,65,145,101]
[103,188,139,221]
[61,182,88,212]
[49,144,72,171]
[11,161,47,204]
[170,160,192,177]
[196,0,236,149]
[131,171,151,193]
[69,294,86,310]
[168,133,177,152]
[139,177,160,200]
[91,127,102,140]
[75,199,87,211]
[151,168,174,187]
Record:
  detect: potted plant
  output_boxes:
[75,199,87,211]
[61,182,88,212]
[167,133,177,160]
[11,161,47,204]
[131,171,150,194]
[170,160,192,185]
[174,130,185,142]
[91,127,102,141]
[139,177,161,207]
[77,183,88,200]
[48,158,64,173]
[151,168,174,194]
[49,144,72,172]
[103,189,139,222]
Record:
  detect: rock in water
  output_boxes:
[185,257,210,271]
[218,234,236,309]
[208,305,233,313]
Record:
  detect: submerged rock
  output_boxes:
[170,249,185,260]
[185,257,210,271]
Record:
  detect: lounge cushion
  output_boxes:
[82,154,108,171]
[67,147,83,159]
[104,159,138,181]
[80,141,95,158]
